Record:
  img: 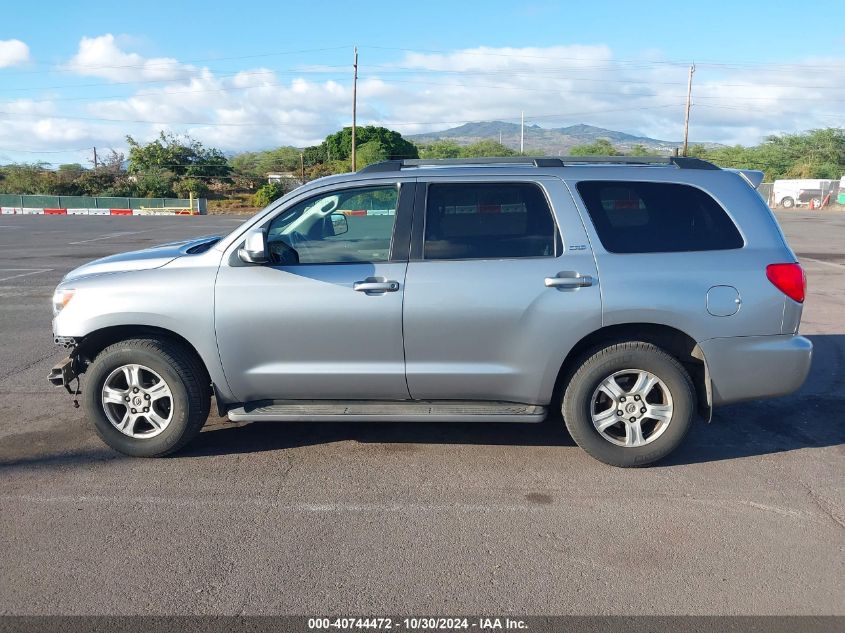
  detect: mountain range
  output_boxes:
[407,122,723,154]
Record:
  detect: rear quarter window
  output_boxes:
[576,181,744,253]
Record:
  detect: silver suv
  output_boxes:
[49,156,813,467]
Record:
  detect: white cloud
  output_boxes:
[0,39,30,68]
[1,42,843,164]
[399,44,614,72]
[64,34,196,82]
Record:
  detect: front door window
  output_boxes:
[267,185,399,265]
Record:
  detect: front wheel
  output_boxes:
[562,342,695,467]
[82,338,211,457]
[780,197,795,208]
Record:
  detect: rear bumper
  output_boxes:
[700,334,813,406]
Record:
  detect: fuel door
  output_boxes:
[707,285,741,317]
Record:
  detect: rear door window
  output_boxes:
[576,181,743,253]
[423,182,559,260]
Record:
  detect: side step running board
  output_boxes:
[227,400,547,423]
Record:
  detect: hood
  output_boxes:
[62,235,221,282]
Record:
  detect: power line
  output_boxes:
[0,67,356,94]
[364,67,845,88]
[7,69,845,107]
[0,103,684,129]
[362,44,845,72]
[16,60,840,97]
[0,147,92,153]
[0,45,354,76]
[5,78,843,110]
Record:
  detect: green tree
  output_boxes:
[626,144,660,156]
[126,131,230,197]
[324,126,418,162]
[253,181,288,207]
[229,146,301,179]
[173,177,209,199]
[416,140,463,159]
[569,139,621,156]
[74,150,133,196]
[127,132,230,178]
[684,128,845,180]
[459,140,517,157]
[0,163,54,194]
[304,161,342,180]
[302,144,328,167]
[76,169,135,197]
[356,139,390,168]
[133,168,175,198]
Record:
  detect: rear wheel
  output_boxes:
[781,196,795,208]
[562,341,695,467]
[83,338,211,457]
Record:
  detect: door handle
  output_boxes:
[545,272,594,288]
[353,279,400,293]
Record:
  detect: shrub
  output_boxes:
[253,182,288,207]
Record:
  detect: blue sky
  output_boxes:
[2,0,844,165]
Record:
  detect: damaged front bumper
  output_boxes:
[48,337,82,393]
[48,355,80,390]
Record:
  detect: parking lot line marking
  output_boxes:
[69,228,162,245]
[801,257,845,270]
[0,494,538,513]
[0,268,52,282]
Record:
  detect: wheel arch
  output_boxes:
[76,325,205,374]
[72,325,229,413]
[552,322,711,419]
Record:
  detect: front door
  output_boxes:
[402,176,602,405]
[215,180,414,402]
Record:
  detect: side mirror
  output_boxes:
[237,228,269,264]
[328,212,349,236]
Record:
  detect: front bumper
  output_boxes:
[700,334,813,406]
[48,352,81,392]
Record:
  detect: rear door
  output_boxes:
[402,176,602,405]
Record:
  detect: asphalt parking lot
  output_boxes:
[0,211,843,616]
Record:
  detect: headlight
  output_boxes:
[52,288,75,316]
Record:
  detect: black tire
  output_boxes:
[781,196,795,209]
[562,341,695,467]
[82,337,211,457]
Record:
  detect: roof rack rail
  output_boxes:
[555,155,720,170]
[357,157,564,173]
[357,156,719,173]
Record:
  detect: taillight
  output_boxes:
[766,263,806,303]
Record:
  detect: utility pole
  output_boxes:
[92,147,98,169]
[351,46,358,171]
[300,152,305,182]
[682,63,695,157]
[520,111,525,154]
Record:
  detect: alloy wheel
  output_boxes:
[589,369,674,448]
[101,364,174,438]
